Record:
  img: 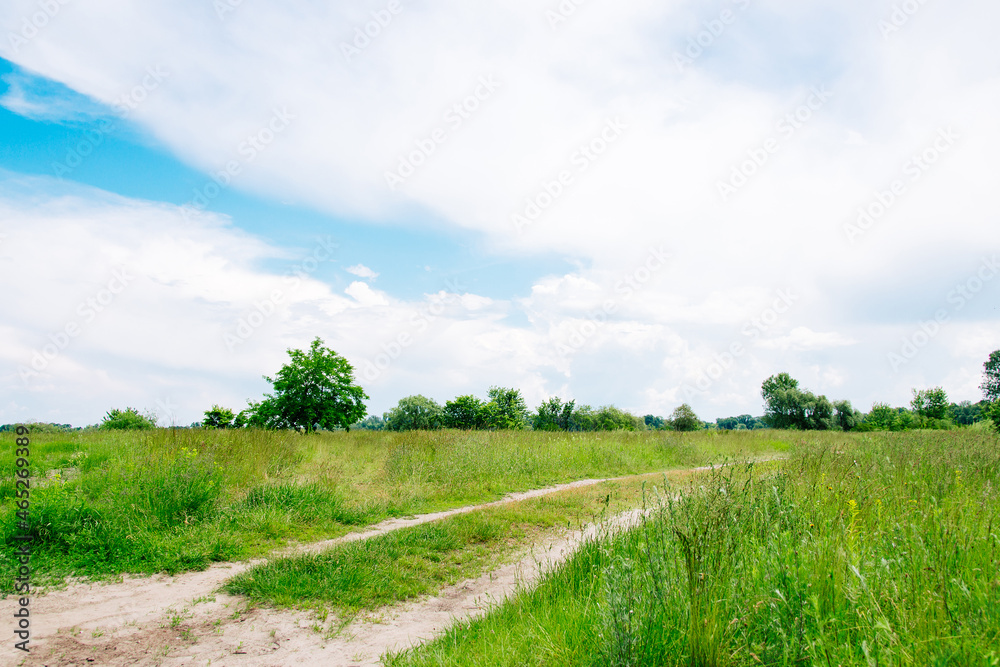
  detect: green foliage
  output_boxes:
[384,395,445,431]
[593,405,644,431]
[533,397,575,431]
[245,337,368,432]
[99,407,157,430]
[644,414,666,430]
[910,386,949,419]
[482,386,529,430]
[353,415,385,430]
[668,403,701,432]
[760,374,854,431]
[987,401,1000,432]
[832,400,861,431]
[948,400,988,425]
[563,404,643,431]
[202,405,235,429]
[716,414,764,430]
[981,349,1000,402]
[443,395,488,430]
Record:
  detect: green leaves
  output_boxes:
[981,350,1000,402]
[244,337,368,432]
[99,407,157,430]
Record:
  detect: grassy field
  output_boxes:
[386,429,1000,667]
[222,467,727,618]
[1,427,790,591]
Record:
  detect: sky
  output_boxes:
[1,0,998,427]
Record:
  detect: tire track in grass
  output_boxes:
[5,458,783,666]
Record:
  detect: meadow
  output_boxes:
[386,429,1000,666]
[0,426,789,591]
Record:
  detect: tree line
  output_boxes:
[87,339,1000,434]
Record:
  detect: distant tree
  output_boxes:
[483,386,529,430]
[669,403,702,432]
[569,405,599,431]
[242,338,368,432]
[384,395,445,431]
[353,415,385,430]
[716,416,738,430]
[533,397,575,431]
[444,395,488,430]
[981,350,1000,402]
[644,414,665,430]
[202,405,235,429]
[833,400,861,431]
[987,401,1000,433]
[948,400,984,426]
[760,374,847,430]
[760,373,802,429]
[911,387,949,420]
[100,407,157,431]
[859,403,896,431]
[594,405,643,431]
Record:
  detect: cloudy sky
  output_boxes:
[1,0,998,427]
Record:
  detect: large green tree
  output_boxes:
[444,395,488,430]
[243,337,368,432]
[384,395,444,431]
[533,397,576,431]
[669,403,702,432]
[483,386,529,430]
[984,350,1000,432]
[981,350,1000,402]
[910,387,949,420]
[760,373,844,431]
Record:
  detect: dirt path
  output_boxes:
[2,460,776,666]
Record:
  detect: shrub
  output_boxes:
[100,407,157,431]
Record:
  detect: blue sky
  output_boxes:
[1,0,998,427]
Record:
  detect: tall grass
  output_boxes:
[388,429,1000,666]
[0,427,789,590]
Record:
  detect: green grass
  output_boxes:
[223,470,702,616]
[386,429,1000,667]
[0,427,789,591]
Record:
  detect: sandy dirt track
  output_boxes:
[2,462,762,666]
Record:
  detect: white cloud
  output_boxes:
[345,264,379,280]
[756,327,857,352]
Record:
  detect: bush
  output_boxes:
[203,405,235,429]
[669,404,702,432]
[100,407,157,431]
[384,395,445,431]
